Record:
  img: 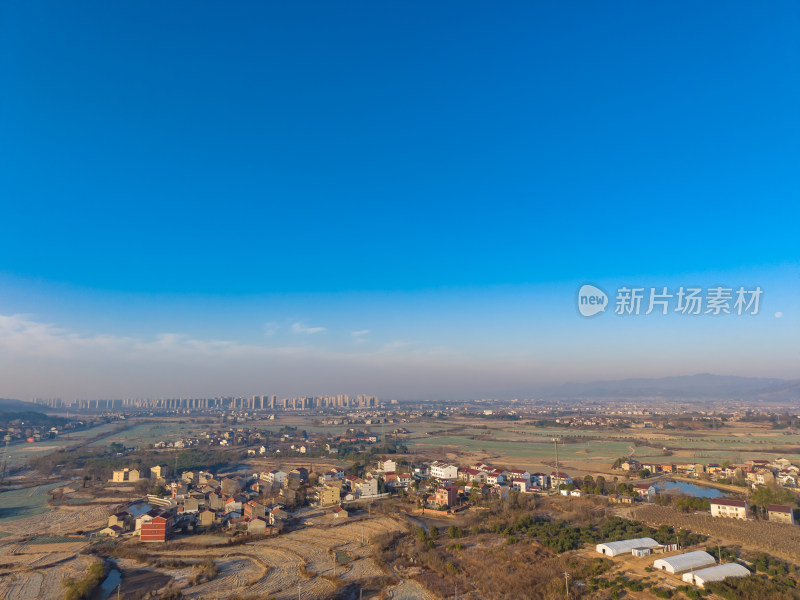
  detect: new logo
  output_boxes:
[578,284,608,317]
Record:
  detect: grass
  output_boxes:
[28,535,80,544]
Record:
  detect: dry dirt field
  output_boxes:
[107,515,423,600]
[0,504,113,537]
[0,536,95,600]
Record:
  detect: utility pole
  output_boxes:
[553,438,560,494]
[564,571,570,599]
[1,439,9,486]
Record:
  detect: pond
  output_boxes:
[127,501,154,518]
[656,480,727,498]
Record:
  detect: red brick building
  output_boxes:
[140,512,174,542]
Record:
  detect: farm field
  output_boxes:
[402,417,800,477]
[0,534,95,600]
[100,515,408,600]
[3,423,124,468]
[0,481,71,523]
[87,420,204,447]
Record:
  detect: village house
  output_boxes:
[317,485,340,506]
[531,472,550,488]
[511,478,530,493]
[150,464,169,480]
[326,467,346,481]
[331,506,350,519]
[247,516,269,534]
[112,468,140,482]
[260,469,287,486]
[140,511,174,542]
[710,498,748,520]
[434,485,458,507]
[99,525,124,538]
[378,459,397,473]
[633,483,655,502]
[224,497,242,514]
[746,469,775,487]
[723,466,744,480]
[430,461,458,481]
[288,467,309,484]
[767,504,795,525]
[207,492,223,511]
[268,507,288,526]
[458,468,486,484]
[107,511,132,531]
[197,508,215,528]
[550,472,572,488]
[243,500,266,519]
[170,481,188,499]
[356,477,379,498]
[484,468,506,485]
[135,508,160,531]
[507,469,531,484]
[180,498,200,514]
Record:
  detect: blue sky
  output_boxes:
[0,2,798,400]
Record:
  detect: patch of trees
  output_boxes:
[750,486,798,514]
[0,410,70,428]
[705,574,800,600]
[62,561,105,600]
[29,444,232,480]
[655,494,710,513]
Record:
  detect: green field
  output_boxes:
[0,481,67,523]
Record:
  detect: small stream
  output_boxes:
[95,569,121,600]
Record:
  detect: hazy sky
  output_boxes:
[1,2,798,400]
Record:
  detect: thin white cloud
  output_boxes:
[291,322,326,335]
[264,321,279,335]
[351,329,370,337]
[0,312,507,400]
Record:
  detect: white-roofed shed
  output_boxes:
[595,537,660,557]
[653,551,716,574]
[682,563,751,588]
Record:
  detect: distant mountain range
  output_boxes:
[538,374,800,401]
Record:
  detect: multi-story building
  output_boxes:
[710,498,748,519]
[140,511,174,542]
[430,461,458,480]
[317,486,340,506]
[112,468,140,482]
[434,485,458,507]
